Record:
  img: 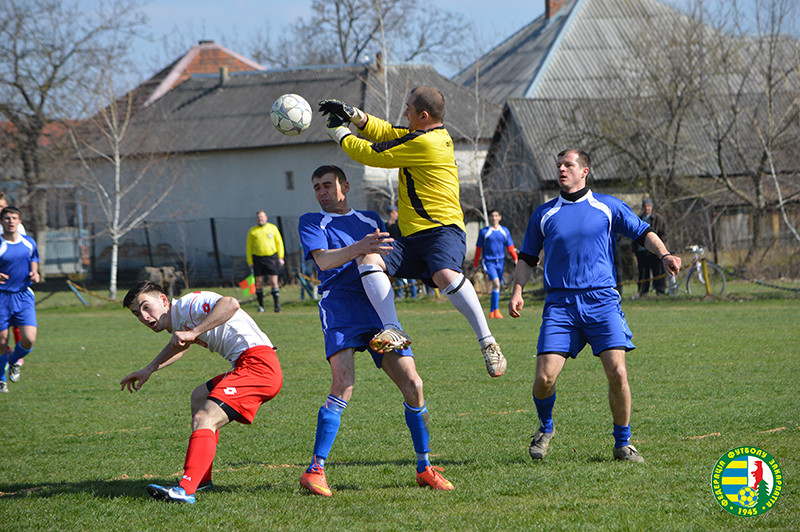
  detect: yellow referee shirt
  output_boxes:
[246,222,284,265]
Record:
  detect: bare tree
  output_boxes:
[69,74,179,300]
[250,0,470,68]
[697,0,800,262]
[0,0,145,274]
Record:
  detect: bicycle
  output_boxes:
[667,245,726,295]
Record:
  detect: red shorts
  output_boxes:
[207,345,282,424]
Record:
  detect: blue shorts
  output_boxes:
[537,288,634,357]
[0,289,37,330]
[318,289,413,367]
[482,258,505,282]
[384,225,466,287]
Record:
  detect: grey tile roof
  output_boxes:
[124,63,500,155]
[454,0,754,104]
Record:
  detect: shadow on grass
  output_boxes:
[0,479,240,500]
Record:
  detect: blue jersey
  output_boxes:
[0,235,39,293]
[476,225,514,261]
[520,190,648,292]
[299,209,385,293]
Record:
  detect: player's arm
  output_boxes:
[340,132,431,169]
[507,245,518,263]
[170,296,240,348]
[120,341,191,393]
[310,229,393,271]
[641,230,681,275]
[508,254,539,318]
[29,258,40,283]
[473,246,482,268]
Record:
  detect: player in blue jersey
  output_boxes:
[508,150,681,463]
[0,206,40,393]
[473,209,518,319]
[298,165,453,496]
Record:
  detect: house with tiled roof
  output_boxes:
[83,52,500,283]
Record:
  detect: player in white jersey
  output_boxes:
[0,206,39,393]
[509,149,680,463]
[120,282,283,503]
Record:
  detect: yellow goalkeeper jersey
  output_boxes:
[341,115,465,236]
[246,222,284,265]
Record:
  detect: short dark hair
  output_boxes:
[409,87,445,122]
[312,165,347,185]
[558,149,591,169]
[122,281,166,309]
[488,209,500,216]
[0,206,21,219]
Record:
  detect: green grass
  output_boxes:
[1,287,798,530]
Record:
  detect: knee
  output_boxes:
[399,374,424,405]
[606,365,629,387]
[535,372,557,393]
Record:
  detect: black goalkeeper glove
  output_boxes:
[325,113,351,144]
[318,99,366,125]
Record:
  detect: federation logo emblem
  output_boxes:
[711,446,782,516]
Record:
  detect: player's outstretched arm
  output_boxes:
[508,259,536,318]
[311,229,393,271]
[120,342,190,392]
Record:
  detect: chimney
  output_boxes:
[376,51,384,74]
[546,0,565,19]
[219,66,229,85]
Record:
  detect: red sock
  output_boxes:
[179,429,217,495]
[199,430,219,485]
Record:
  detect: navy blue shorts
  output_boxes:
[482,258,505,282]
[318,289,413,367]
[384,225,466,287]
[0,289,37,330]
[537,288,634,357]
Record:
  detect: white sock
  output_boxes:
[358,264,402,330]
[444,274,495,345]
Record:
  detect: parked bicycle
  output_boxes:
[667,245,726,295]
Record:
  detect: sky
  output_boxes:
[124,0,547,78]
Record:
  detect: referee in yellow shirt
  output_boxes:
[246,210,285,313]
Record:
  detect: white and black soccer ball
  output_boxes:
[270,93,312,136]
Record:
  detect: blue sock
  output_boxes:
[404,402,431,473]
[533,391,556,433]
[613,424,632,448]
[490,289,500,312]
[0,351,7,383]
[308,395,347,472]
[9,343,32,365]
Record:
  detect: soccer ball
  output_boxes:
[270,94,312,136]
[737,486,757,507]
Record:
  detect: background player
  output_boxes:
[246,210,285,313]
[298,165,453,496]
[508,149,680,463]
[0,206,39,393]
[473,209,517,319]
[120,282,282,503]
[319,87,506,378]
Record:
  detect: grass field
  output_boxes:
[0,283,798,531]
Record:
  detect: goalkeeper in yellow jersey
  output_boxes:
[318,87,506,377]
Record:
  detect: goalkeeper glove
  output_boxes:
[318,99,366,126]
[325,113,352,144]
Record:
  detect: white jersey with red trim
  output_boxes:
[170,291,273,366]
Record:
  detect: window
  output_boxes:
[285,171,294,190]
